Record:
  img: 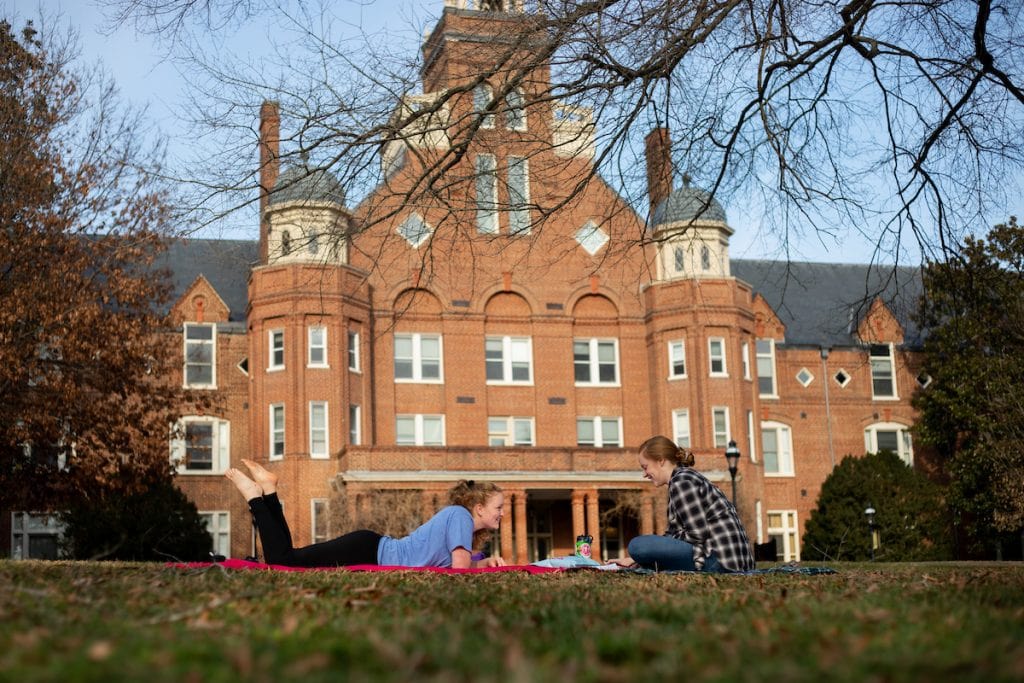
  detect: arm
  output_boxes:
[451,547,472,569]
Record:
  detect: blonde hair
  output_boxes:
[448,479,502,511]
[638,435,695,467]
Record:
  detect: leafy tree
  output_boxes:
[913,218,1024,558]
[101,0,1024,264]
[0,21,203,512]
[802,451,952,561]
[59,473,213,561]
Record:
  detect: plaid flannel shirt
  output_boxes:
[665,466,755,571]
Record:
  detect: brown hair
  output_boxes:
[448,479,502,511]
[638,435,695,468]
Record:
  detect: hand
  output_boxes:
[605,556,636,567]
[476,555,506,568]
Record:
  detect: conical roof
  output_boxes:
[269,164,346,206]
[651,176,727,226]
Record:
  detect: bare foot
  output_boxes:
[242,458,278,495]
[225,468,263,502]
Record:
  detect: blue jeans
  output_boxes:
[627,534,728,573]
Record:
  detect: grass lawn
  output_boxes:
[2,560,1023,682]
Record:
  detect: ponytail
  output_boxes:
[638,435,694,467]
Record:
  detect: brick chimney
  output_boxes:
[645,128,672,216]
[259,100,280,263]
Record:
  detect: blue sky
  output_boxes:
[5,0,1020,265]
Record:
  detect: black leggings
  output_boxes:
[250,493,382,567]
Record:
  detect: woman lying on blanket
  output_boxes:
[226,460,506,569]
[609,435,755,573]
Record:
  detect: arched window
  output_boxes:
[473,83,495,129]
[281,230,292,255]
[701,244,711,270]
[864,422,913,465]
[506,87,526,130]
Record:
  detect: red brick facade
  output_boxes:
[165,5,925,565]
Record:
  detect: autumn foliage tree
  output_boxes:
[0,21,196,513]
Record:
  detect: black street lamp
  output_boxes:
[724,440,740,505]
[865,506,877,561]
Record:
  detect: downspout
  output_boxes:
[821,346,835,469]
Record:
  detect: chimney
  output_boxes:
[645,128,672,215]
[259,101,280,263]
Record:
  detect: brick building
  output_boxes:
[8,1,927,563]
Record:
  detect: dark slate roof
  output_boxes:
[731,259,924,349]
[156,238,258,323]
[269,165,346,206]
[157,238,924,347]
[651,184,727,225]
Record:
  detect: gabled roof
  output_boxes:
[731,259,924,349]
[156,238,257,323]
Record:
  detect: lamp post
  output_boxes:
[865,506,877,561]
[724,440,740,505]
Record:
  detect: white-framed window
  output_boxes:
[711,407,730,448]
[767,510,800,562]
[348,330,361,372]
[268,329,285,371]
[708,337,727,377]
[741,341,751,380]
[312,499,330,544]
[506,87,526,131]
[870,343,897,399]
[864,422,913,465]
[396,414,445,446]
[184,323,216,388]
[488,416,535,446]
[574,338,619,385]
[309,401,329,459]
[349,404,361,445]
[485,336,533,384]
[473,83,495,128]
[171,417,230,474]
[199,511,230,558]
[476,154,499,234]
[761,421,794,476]
[672,409,691,448]
[10,512,64,560]
[508,156,530,235]
[308,326,327,368]
[576,417,622,448]
[747,410,757,463]
[668,340,687,379]
[756,339,777,397]
[270,404,285,460]
[394,333,443,382]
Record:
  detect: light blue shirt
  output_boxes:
[376,505,474,567]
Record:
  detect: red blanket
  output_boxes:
[172,558,561,574]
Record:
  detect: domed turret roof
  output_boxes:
[651,176,727,226]
[269,164,346,206]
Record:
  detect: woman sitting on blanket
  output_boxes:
[611,435,754,573]
[226,460,506,569]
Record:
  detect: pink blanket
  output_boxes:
[172,558,561,574]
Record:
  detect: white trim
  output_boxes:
[268,329,285,371]
[183,322,217,389]
[485,336,534,385]
[708,337,728,377]
[171,416,230,474]
[307,326,328,368]
[756,338,778,397]
[864,421,914,465]
[869,342,899,399]
[309,401,329,459]
[711,406,730,448]
[393,332,444,383]
[672,409,691,448]
[576,416,623,447]
[761,420,794,476]
[487,416,536,446]
[349,404,361,446]
[348,330,361,373]
[270,403,285,460]
[199,510,231,557]
[667,339,687,379]
[395,414,446,446]
[573,338,621,386]
[767,509,801,562]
